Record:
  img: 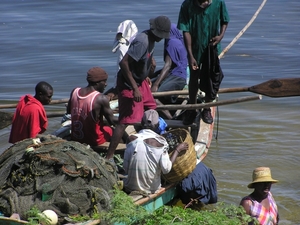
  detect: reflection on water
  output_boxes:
[0,0,299,223]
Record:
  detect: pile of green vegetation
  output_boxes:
[27,189,257,224]
[81,189,257,225]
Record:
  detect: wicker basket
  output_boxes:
[162,128,196,183]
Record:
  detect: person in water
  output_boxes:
[240,167,279,225]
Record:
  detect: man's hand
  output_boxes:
[211,35,222,46]
[133,88,142,102]
[188,56,199,71]
[145,77,152,88]
[175,142,189,153]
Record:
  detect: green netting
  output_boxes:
[0,135,118,223]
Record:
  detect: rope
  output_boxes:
[215,98,220,140]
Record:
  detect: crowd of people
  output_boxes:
[8,1,280,224]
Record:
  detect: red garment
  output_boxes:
[9,95,48,144]
[117,79,156,124]
[70,88,113,146]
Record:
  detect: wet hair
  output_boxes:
[35,81,53,95]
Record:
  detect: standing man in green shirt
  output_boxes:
[177,0,230,124]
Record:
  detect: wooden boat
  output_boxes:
[0,106,213,225]
[0,89,264,225]
[0,216,28,225]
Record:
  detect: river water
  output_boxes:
[0,0,299,224]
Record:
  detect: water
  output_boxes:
[0,0,299,224]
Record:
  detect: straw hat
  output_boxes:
[248,167,278,188]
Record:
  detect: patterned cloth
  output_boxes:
[241,192,278,225]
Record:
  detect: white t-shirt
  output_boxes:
[123,129,172,194]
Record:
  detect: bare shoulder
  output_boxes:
[240,197,252,214]
[95,93,110,106]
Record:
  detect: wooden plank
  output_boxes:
[134,184,177,211]
[164,119,197,129]
[194,107,216,162]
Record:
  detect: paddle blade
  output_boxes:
[249,78,300,97]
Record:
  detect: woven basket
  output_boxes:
[162,128,196,183]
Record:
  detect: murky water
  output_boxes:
[0,0,299,223]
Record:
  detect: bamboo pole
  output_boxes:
[218,0,268,59]
[0,98,69,109]
[0,95,261,129]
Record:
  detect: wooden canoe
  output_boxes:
[0,107,215,225]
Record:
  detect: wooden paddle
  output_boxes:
[153,78,300,98]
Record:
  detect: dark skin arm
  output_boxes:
[94,94,117,125]
[239,198,252,215]
[119,53,142,102]
[150,54,173,119]
[151,54,172,93]
[66,89,75,114]
[169,142,188,163]
[148,57,157,79]
[183,31,198,71]
[211,23,228,46]
[183,23,228,70]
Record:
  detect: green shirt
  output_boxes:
[177,0,230,64]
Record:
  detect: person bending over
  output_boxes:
[123,109,188,194]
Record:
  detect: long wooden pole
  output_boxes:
[0,111,69,129]
[0,95,261,122]
[218,0,268,59]
[156,95,262,110]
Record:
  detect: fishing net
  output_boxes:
[0,134,118,223]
